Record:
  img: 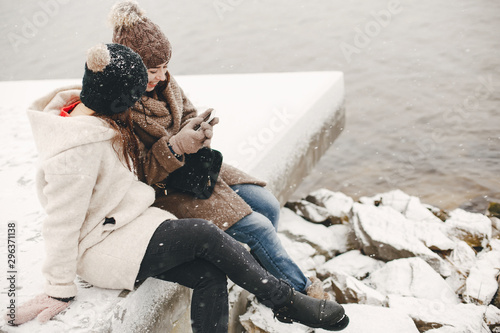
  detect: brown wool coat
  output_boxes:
[131,74,266,230]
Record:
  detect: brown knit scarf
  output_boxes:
[129,75,193,142]
[130,96,172,139]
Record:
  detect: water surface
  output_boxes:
[1,0,498,209]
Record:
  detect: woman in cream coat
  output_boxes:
[6,43,348,332]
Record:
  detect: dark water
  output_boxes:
[1,0,499,209]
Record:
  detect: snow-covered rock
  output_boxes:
[444,241,477,294]
[359,189,444,224]
[305,189,354,219]
[352,203,452,275]
[239,300,309,333]
[278,233,324,276]
[285,199,338,224]
[341,304,419,333]
[485,305,500,327]
[328,224,360,255]
[424,327,466,333]
[279,208,345,258]
[355,198,455,251]
[235,189,500,333]
[228,284,251,333]
[324,271,387,306]
[367,257,460,305]
[447,240,477,273]
[491,217,500,239]
[445,208,492,248]
[388,295,491,333]
[463,248,500,305]
[491,239,500,252]
[285,189,355,225]
[492,217,500,228]
[317,250,384,280]
[239,301,419,333]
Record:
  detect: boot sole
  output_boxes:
[275,314,349,331]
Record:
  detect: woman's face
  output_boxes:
[146,61,168,92]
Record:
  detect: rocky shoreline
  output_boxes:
[230,189,500,333]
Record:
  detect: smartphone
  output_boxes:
[195,109,216,131]
[204,109,216,123]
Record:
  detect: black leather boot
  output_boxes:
[273,288,349,331]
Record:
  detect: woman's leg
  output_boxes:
[141,259,229,333]
[231,184,281,230]
[225,212,311,293]
[137,218,347,332]
[137,219,290,306]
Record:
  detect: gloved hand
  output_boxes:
[196,108,219,149]
[5,294,71,325]
[169,110,219,155]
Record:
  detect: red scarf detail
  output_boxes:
[60,101,81,117]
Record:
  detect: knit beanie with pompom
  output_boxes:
[109,1,172,68]
[80,43,148,115]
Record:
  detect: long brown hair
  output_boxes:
[94,110,140,174]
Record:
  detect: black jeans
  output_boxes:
[136,219,290,333]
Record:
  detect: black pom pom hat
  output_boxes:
[80,43,148,115]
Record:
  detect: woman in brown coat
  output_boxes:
[109,1,325,298]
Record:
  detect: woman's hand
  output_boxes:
[5,294,71,326]
[197,109,219,148]
[169,111,219,154]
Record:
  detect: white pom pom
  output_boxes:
[86,44,111,72]
[108,0,146,29]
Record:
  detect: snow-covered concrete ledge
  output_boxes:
[181,71,345,204]
[0,71,345,332]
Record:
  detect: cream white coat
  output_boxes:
[28,86,175,298]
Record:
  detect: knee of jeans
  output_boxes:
[257,192,280,215]
[245,213,277,233]
[268,195,281,212]
[258,196,281,228]
[266,208,282,225]
[247,215,283,249]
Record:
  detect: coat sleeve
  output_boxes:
[40,145,101,298]
[138,135,185,185]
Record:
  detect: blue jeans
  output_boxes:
[230,184,281,230]
[227,184,311,293]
